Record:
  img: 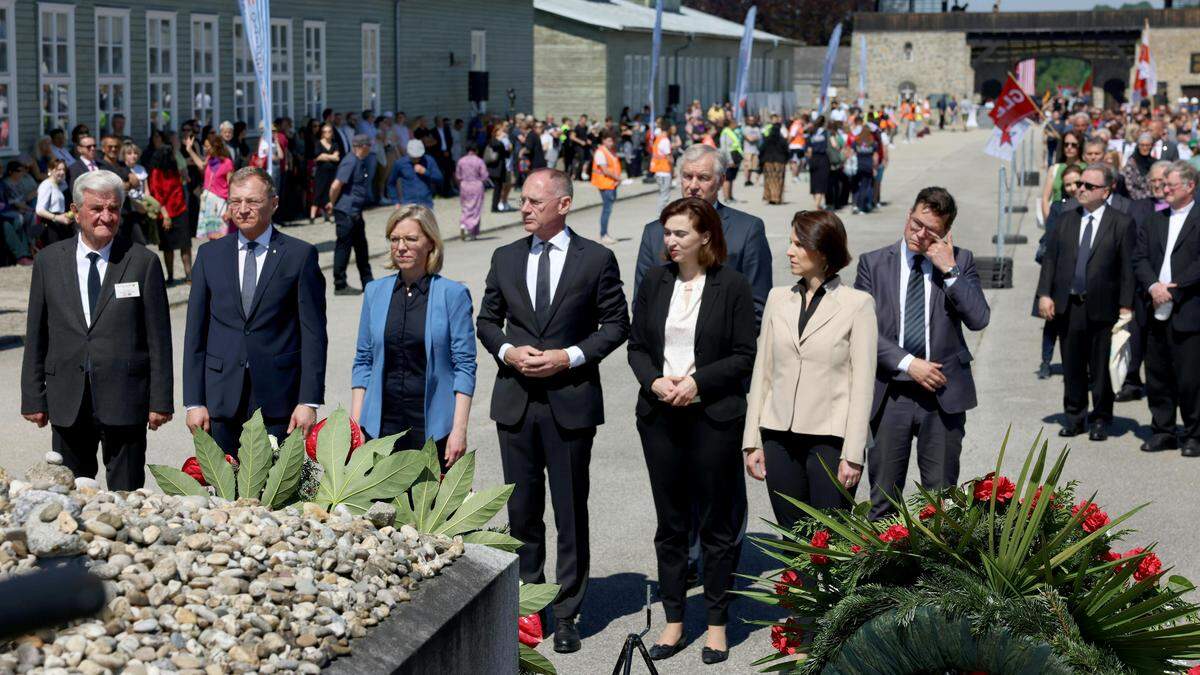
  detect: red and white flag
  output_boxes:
[1132,21,1157,104]
[985,73,1041,161]
[1016,59,1036,96]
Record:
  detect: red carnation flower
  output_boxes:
[1099,549,1123,563]
[1072,500,1111,533]
[918,503,937,520]
[1130,549,1162,582]
[1186,666,1200,675]
[878,524,910,544]
[181,455,236,487]
[774,570,802,596]
[850,544,863,554]
[518,613,543,648]
[973,472,1016,504]
[770,618,804,655]
[809,530,831,565]
[305,417,365,462]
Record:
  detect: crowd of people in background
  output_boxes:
[1034,94,1200,455]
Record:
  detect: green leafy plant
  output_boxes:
[741,429,1200,674]
[149,410,307,508]
[519,582,560,675]
[308,408,428,514]
[392,441,518,550]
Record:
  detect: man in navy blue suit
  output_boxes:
[183,167,328,453]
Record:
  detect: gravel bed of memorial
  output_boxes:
[0,453,463,674]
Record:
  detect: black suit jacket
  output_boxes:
[635,201,773,326]
[183,229,328,419]
[1133,204,1200,332]
[21,236,173,426]
[854,242,990,417]
[627,263,756,422]
[1037,206,1134,324]
[476,231,630,430]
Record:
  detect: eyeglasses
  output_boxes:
[1077,181,1107,191]
[1063,142,1079,147]
[227,198,268,209]
[80,144,96,149]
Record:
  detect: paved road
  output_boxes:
[3,129,1196,674]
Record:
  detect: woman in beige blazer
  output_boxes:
[743,210,877,526]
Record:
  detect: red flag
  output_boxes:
[1080,72,1093,98]
[1132,22,1156,104]
[989,73,1041,132]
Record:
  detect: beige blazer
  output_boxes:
[742,278,878,465]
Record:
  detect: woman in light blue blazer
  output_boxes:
[351,205,477,470]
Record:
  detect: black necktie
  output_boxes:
[86,252,101,325]
[535,241,553,321]
[904,254,926,359]
[1072,215,1094,296]
[242,241,259,316]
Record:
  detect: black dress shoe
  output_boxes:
[1037,362,1051,380]
[1058,424,1085,438]
[553,618,581,653]
[1088,423,1108,442]
[647,640,685,661]
[1114,384,1145,402]
[701,646,729,665]
[1140,436,1179,452]
[1182,440,1200,458]
[334,286,363,296]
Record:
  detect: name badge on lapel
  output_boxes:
[115,282,141,299]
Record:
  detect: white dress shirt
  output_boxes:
[76,237,113,327]
[497,227,585,368]
[896,241,957,372]
[1155,199,1195,321]
[662,275,706,378]
[1079,203,1105,247]
[237,225,274,289]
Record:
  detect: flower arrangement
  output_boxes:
[743,430,1200,674]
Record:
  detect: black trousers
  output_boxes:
[1056,296,1113,427]
[868,382,965,519]
[332,210,372,290]
[210,371,290,456]
[763,430,849,530]
[638,408,746,626]
[1145,319,1200,443]
[52,381,147,491]
[498,397,594,621]
[376,421,450,474]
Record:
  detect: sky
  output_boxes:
[963,0,1163,9]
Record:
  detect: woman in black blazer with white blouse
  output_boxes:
[627,197,757,666]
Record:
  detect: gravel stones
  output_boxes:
[0,472,464,674]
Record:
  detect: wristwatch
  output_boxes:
[944,265,961,278]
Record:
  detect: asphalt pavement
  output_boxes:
[2,129,1196,674]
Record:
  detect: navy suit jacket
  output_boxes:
[854,241,990,418]
[183,228,328,419]
[634,201,772,327]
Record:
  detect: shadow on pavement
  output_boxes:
[1039,413,1148,439]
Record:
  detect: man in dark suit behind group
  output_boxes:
[184,167,328,454]
[1037,163,1134,441]
[635,143,773,326]
[476,168,629,654]
[1133,161,1200,457]
[854,187,990,518]
[21,170,173,489]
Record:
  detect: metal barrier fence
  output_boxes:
[979,125,1041,289]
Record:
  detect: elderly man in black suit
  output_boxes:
[1133,161,1200,456]
[477,168,629,654]
[635,143,773,326]
[1119,160,1173,402]
[1038,163,1134,441]
[21,170,173,490]
[854,187,991,518]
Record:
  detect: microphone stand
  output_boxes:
[610,584,658,675]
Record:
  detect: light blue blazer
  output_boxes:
[352,274,477,441]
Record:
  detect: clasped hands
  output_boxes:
[1149,281,1177,308]
[504,345,570,378]
[650,375,699,407]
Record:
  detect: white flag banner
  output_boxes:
[239,0,273,177]
[984,118,1032,161]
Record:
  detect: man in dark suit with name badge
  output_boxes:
[184,167,328,453]
[855,187,990,518]
[1038,163,1134,441]
[21,171,173,489]
[477,168,629,653]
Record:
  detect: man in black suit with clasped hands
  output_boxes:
[21,170,173,490]
[476,168,629,654]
